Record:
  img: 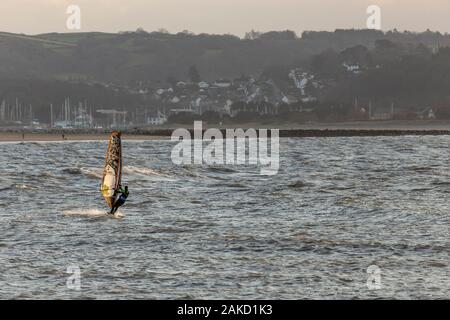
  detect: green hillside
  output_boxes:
[0,29,449,85]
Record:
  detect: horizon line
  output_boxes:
[1,28,449,38]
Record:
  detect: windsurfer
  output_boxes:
[109,185,129,215]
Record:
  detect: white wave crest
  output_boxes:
[63,209,107,217]
[123,166,167,177]
[80,167,103,179]
[63,209,124,219]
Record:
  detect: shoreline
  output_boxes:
[2,130,450,142]
[2,120,450,142]
[0,133,169,142]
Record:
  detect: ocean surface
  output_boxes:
[0,136,449,299]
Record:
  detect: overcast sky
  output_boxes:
[1,0,449,36]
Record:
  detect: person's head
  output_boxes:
[125,186,128,191]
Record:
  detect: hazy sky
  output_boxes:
[1,0,449,36]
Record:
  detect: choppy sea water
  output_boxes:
[0,136,449,299]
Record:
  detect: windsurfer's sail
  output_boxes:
[101,131,122,208]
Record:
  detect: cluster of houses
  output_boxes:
[141,68,324,124]
[0,64,440,128]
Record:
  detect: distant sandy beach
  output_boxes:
[2,120,450,141]
[0,133,169,142]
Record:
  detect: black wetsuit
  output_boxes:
[110,188,129,215]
